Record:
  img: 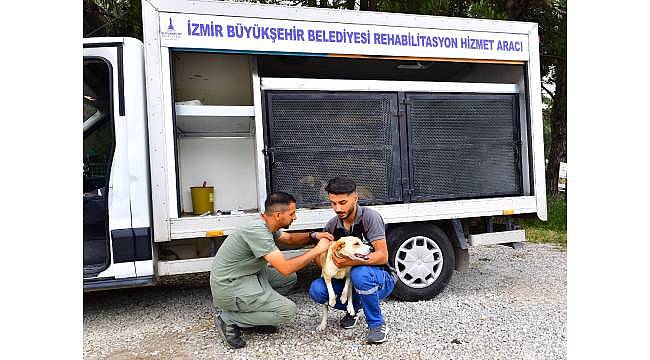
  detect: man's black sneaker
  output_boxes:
[366,324,389,344]
[241,325,279,334]
[339,312,360,329]
[215,315,246,349]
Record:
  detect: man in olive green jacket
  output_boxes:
[210,192,333,349]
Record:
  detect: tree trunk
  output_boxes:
[360,0,368,11]
[545,61,567,197]
[360,0,376,11]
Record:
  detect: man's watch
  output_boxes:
[309,231,318,242]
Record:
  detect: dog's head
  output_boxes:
[332,236,372,261]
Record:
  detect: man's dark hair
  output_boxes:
[325,177,357,195]
[264,191,296,215]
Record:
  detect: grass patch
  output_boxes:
[518,194,567,248]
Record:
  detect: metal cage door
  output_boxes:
[405,93,523,202]
[264,91,402,208]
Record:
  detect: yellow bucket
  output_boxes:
[190,185,214,215]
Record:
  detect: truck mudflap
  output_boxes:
[83,275,156,292]
[468,229,526,246]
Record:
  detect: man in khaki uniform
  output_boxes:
[210,192,333,349]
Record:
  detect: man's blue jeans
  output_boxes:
[309,265,394,328]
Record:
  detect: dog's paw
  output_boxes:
[328,296,336,307]
[340,295,348,304]
[347,307,355,316]
[316,323,326,331]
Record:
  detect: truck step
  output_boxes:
[468,230,525,246]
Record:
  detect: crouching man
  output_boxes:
[309,177,395,344]
[210,192,333,349]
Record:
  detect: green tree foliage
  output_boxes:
[83,0,143,39]
[374,0,469,17]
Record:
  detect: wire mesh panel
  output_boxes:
[264,92,402,208]
[406,94,522,201]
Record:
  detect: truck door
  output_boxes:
[83,45,137,280]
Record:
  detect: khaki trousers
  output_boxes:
[213,266,298,328]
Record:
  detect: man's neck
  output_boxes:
[261,214,280,233]
[343,205,358,228]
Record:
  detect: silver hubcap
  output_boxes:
[395,236,443,288]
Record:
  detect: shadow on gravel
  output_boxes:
[84,273,211,315]
[83,264,325,314]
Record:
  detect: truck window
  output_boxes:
[83,58,115,275]
[83,59,113,195]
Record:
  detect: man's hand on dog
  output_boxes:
[314,238,331,254]
[313,232,335,242]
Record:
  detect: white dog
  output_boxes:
[316,236,372,331]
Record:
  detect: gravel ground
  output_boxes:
[84,243,566,359]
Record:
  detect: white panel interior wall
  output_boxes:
[178,137,258,213]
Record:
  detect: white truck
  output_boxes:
[83,0,546,301]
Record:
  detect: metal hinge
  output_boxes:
[262,147,275,164]
[402,101,416,111]
[401,177,414,194]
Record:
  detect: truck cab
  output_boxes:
[83,38,154,289]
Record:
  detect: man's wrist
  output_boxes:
[309,231,318,241]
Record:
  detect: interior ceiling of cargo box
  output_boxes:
[257,55,522,82]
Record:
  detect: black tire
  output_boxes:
[387,223,455,301]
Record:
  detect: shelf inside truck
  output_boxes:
[174,105,255,136]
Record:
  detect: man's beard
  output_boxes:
[337,209,352,219]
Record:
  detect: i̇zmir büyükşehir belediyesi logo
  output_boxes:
[161,17,183,40]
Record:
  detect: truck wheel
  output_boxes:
[388,224,455,301]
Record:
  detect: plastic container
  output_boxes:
[190,182,214,215]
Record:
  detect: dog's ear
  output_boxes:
[335,240,345,251]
